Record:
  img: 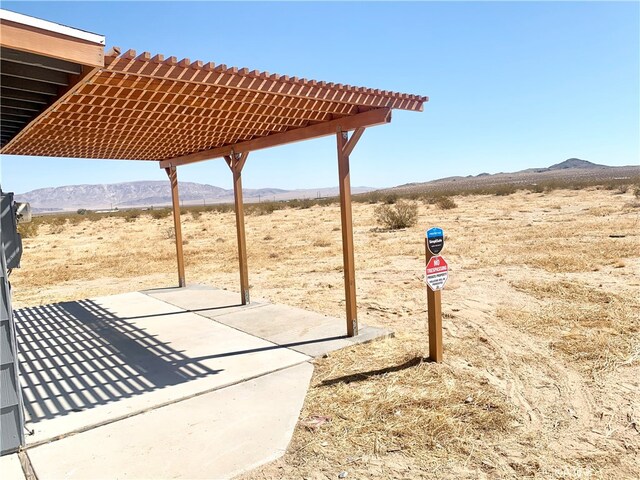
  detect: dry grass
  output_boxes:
[11,187,640,479]
[502,280,640,378]
[284,335,514,476]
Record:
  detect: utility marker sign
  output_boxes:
[426,255,448,291]
[426,227,444,255]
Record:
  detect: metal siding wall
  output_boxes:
[0,194,25,455]
[0,193,22,269]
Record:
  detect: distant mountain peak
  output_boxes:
[548,158,607,170]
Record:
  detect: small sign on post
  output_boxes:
[425,227,447,363]
[426,255,448,291]
[426,227,444,255]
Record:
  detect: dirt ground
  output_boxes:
[11,187,640,479]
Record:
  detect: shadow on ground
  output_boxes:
[14,299,221,423]
[320,356,425,386]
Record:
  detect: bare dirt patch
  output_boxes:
[11,188,640,479]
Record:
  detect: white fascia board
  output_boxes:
[0,9,105,45]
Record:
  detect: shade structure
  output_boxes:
[1,48,427,160]
[0,8,429,331]
[1,10,430,462]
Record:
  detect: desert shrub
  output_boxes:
[375,200,418,230]
[212,204,234,213]
[615,185,628,194]
[46,216,67,227]
[197,204,232,214]
[313,238,331,247]
[436,196,457,210]
[18,222,39,238]
[288,198,316,209]
[123,211,140,222]
[362,191,381,204]
[247,201,285,216]
[163,227,175,239]
[288,197,334,209]
[383,193,398,204]
[190,210,202,220]
[77,208,88,215]
[490,185,517,196]
[149,208,171,220]
[634,185,640,199]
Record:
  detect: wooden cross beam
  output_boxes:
[160,108,390,168]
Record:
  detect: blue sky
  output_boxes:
[1,1,638,193]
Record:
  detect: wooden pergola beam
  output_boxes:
[0,19,104,68]
[225,152,250,305]
[160,108,390,168]
[164,165,186,287]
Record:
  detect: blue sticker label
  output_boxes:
[426,227,443,239]
[426,227,444,254]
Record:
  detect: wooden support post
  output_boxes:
[337,128,364,337]
[225,152,250,305]
[425,244,443,362]
[165,166,186,287]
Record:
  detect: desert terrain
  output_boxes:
[11,186,640,479]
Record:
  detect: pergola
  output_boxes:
[1,10,427,338]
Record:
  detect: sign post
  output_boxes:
[425,227,448,362]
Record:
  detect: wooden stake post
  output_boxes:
[425,238,443,362]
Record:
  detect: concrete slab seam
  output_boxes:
[346,330,395,346]
[140,290,291,351]
[18,451,37,480]
[22,359,313,451]
[140,288,270,319]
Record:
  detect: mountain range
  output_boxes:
[14,182,375,212]
[384,159,638,195]
[14,159,638,212]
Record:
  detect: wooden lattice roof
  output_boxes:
[1,48,427,162]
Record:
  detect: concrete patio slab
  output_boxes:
[210,303,353,356]
[145,285,393,358]
[11,285,392,479]
[14,292,309,445]
[144,284,266,317]
[0,453,25,480]
[27,362,314,480]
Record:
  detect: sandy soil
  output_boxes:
[11,188,640,479]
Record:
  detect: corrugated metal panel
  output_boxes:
[0,365,18,408]
[0,198,25,455]
[0,406,22,453]
[0,193,22,269]
[0,320,12,364]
